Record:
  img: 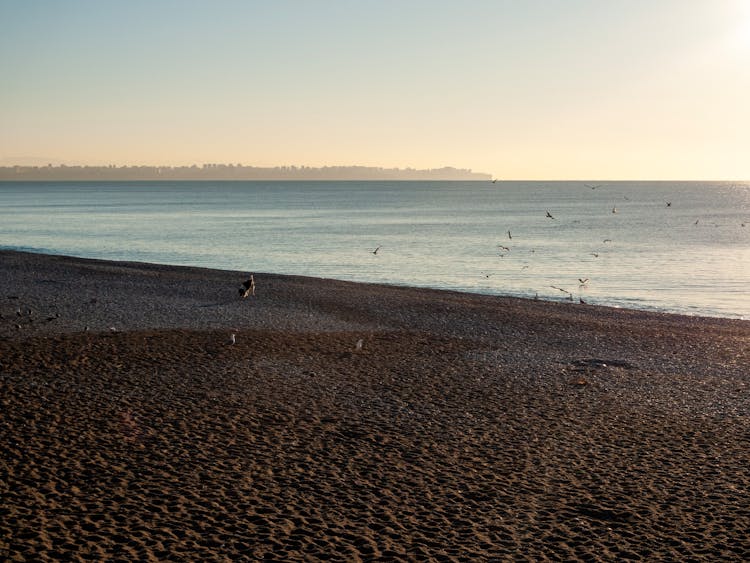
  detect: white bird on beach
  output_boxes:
[229,333,236,345]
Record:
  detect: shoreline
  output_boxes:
[2,249,749,560]
[1,249,746,335]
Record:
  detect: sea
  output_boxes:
[0,180,748,320]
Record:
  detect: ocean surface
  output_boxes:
[1,180,748,319]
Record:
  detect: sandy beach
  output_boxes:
[1,249,749,561]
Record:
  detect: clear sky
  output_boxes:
[2,0,749,179]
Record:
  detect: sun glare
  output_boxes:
[732,1,750,51]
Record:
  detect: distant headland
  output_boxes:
[0,164,491,181]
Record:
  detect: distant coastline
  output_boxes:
[0,164,491,181]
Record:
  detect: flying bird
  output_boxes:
[551,285,573,298]
[585,184,602,190]
[578,278,589,285]
[372,246,381,255]
[666,201,672,207]
[239,275,255,298]
[603,239,613,243]
[546,211,555,219]
[507,230,512,239]
[590,253,599,258]
[498,245,510,252]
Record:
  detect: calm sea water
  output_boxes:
[1,181,748,319]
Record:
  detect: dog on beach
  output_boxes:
[239,275,255,298]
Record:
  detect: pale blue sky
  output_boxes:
[2,0,749,179]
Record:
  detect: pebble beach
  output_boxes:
[1,249,749,561]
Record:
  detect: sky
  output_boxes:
[1,0,750,180]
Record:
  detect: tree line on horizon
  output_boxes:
[0,164,491,181]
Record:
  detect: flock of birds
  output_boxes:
[364,181,748,307]
[2,181,745,339]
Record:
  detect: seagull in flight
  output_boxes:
[578,278,589,285]
[507,230,512,240]
[665,201,672,207]
[551,285,574,300]
[603,239,613,243]
[585,184,602,190]
[372,246,381,255]
[590,252,599,258]
[498,245,510,252]
[546,211,555,219]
